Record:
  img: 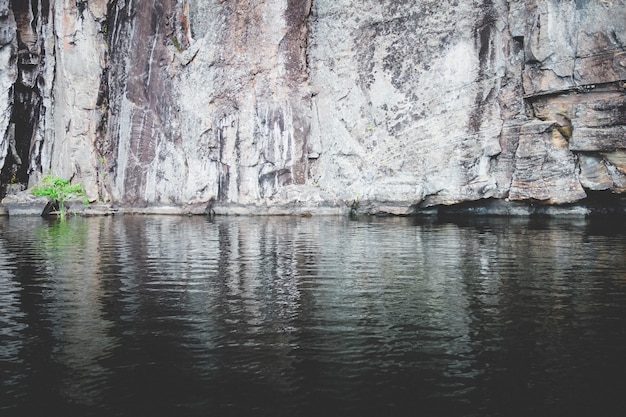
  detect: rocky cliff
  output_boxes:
[0,0,625,215]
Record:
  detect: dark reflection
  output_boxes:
[1,215,625,416]
[585,214,626,237]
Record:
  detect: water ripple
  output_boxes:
[1,216,625,416]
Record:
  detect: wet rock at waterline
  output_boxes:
[0,0,625,215]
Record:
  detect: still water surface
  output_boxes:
[1,215,625,416]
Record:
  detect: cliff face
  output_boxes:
[0,0,107,200]
[0,0,625,214]
[105,0,312,207]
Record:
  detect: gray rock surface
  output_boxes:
[0,0,16,182]
[0,0,625,215]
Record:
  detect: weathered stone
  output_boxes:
[0,3,15,190]
[522,0,626,96]
[308,0,513,208]
[35,0,107,200]
[0,190,48,215]
[0,1,107,202]
[603,151,626,175]
[102,0,313,208]
[509,121,587,204]
[0,0,625,214]
[0,1,14,46]
[491,123,522,199]
[570,126,626,152]
[531,89,626,152]
[578,153,615,191]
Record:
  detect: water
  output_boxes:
[1,215,625,417]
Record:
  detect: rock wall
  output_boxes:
[0,0,107,201]
[104,0,312,207]
[0,0,625,214]
[0,0,18,188]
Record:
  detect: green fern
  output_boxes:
[32,175,86,219]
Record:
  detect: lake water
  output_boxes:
[1,214,625,416]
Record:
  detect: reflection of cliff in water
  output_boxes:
[0,216,625,415]
[0,217,114,408]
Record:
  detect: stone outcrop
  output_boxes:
[0,0,625,215]
[0,0,17,186]
[0,0,107,202]
[516,0,626,203]
[104,0,312,208]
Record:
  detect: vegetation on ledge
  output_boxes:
[31,175,86,219]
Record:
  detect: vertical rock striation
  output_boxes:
[0,0,107,200]
[104,0,312,208]
[105,0,179,205]
[0,0,625,213]
[0,0,17,192]
[43,0,108,201]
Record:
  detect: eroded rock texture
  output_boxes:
[102,0,312,208]
[511,0,626,203]
[0,0,625,213]
[0,0,107,200]
[0,0,16,188]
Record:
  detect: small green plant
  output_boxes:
[349,195,360,218]
[170,35,182,52]
[31,175,86,219]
